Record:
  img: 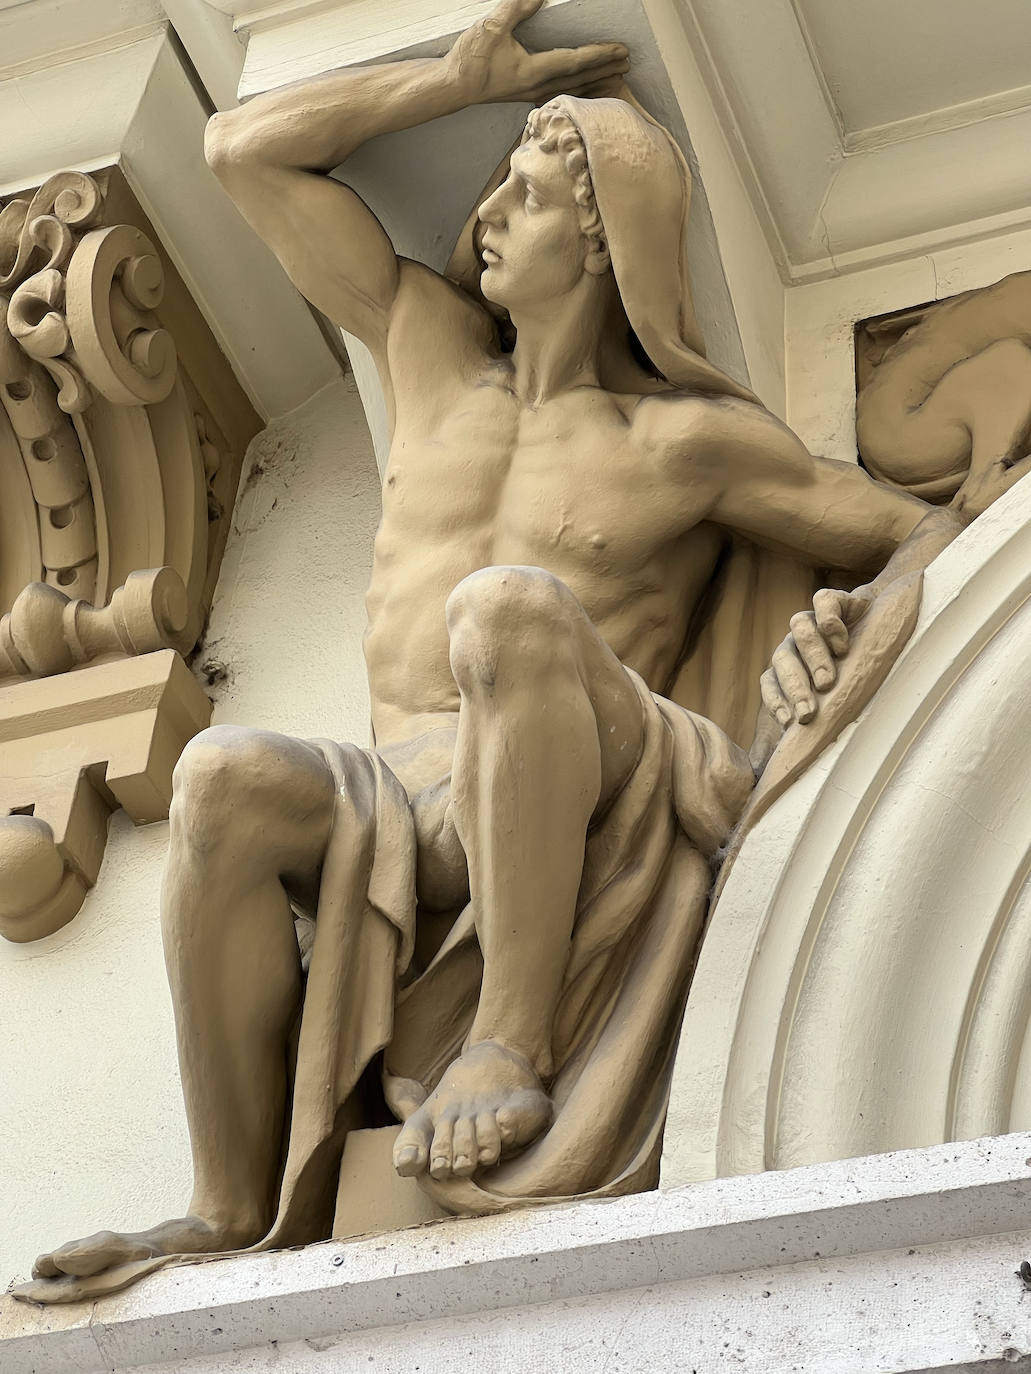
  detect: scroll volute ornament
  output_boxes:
[2,172,176,414]
[0,168,258,942]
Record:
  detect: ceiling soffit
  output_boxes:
[679,0,1031,278]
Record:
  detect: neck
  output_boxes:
[507,277,623,405]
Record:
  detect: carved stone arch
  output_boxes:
[663,475,1031,1187]
[0,166,259,943]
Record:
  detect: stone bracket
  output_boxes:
[0,649,210,942]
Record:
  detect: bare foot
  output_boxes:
[12,1214,257,1304]
[393,1040,551,1181]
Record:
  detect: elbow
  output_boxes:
[204,110,253,179]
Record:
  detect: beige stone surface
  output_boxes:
[0,375,379,1297]
[333,1127,449,1240]
[857,268,1031,508]
[0,649,210,941]
[0,162,261,940]
[13,0,1031,1312]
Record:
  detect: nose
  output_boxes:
[477,183,506,227]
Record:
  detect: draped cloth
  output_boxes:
[264,672,754,1237]
[14,692,748,1306]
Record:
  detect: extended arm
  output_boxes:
[203,0,627,375]
[664,396,968,726]
[678,397,930,574]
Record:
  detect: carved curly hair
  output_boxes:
[524,104,605,253]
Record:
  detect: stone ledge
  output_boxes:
[0,649,210,941]
[4,1131,1031,1371]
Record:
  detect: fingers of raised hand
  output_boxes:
[813,587,851,657]
[484,0,547,34]
[789,610,836,691]
[533,42,629,81]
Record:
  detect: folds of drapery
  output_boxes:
[263,674,752,1238]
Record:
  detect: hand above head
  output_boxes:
[760,585,877,727]
[446,0,630,106]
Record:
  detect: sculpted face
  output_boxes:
[476,139,604,311]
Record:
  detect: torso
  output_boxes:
[364,271,723,746]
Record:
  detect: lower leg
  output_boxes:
[31,729,337,1280]
[163,835,304,1240]
[453,649,601,1078]
[394,569,644,1180]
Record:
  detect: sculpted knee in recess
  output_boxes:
[17,0,1024,1306]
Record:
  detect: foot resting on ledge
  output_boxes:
[393,1040,552,1180]
[12,1215,258,1305]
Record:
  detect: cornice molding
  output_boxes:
[678,0,1031,280]
[0,16,341,416]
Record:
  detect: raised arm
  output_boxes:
[204,0,628,373]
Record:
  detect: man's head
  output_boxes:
[458,95,757,403]
[476,102,611,313]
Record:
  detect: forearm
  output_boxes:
[210,55,474,172]
[863,505,969,594]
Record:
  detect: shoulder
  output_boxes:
[630,389,762,471]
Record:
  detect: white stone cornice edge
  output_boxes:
[4,1132,1031,1372]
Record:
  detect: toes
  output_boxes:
[393,1112,432,1177]
[496,1088,552,1149]
[475,1111,502,1168]
[429,1116,455,1181]
[451,1116,477,1177]
[32,1252,60,1279]
[48,1231,137,1277]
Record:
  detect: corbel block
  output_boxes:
[0,649,210,942]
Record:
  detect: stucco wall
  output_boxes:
[0,375,380,1289]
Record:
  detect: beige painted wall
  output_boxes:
[0,375,380,1289]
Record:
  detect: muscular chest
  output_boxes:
[382,386,685,573]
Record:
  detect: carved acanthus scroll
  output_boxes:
[0,166,258,942]
[1,172,176,415]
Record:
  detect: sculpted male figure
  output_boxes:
[19,0,991,1303]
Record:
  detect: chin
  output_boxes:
[480,266,548,314]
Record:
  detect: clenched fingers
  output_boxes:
[760,666,792,729]
[769,636,817,724]
[789,610,836,690]
[813,587,851,657]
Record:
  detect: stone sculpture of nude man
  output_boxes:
[22,0,1007,1303]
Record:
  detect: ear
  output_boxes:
[584,233,611,277]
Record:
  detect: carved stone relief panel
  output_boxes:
[0,165,261,942]
[855,270,1031,508]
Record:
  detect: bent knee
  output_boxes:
[170,726,334,853]
[447,567,579,678]
[172,725,265,797]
